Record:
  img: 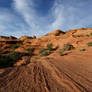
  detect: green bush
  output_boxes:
[46,56,50,60]
[47,43,53,51]
[39,48,47,53]
[59,49,64,56]
[87,42,92,46]
[90,33,92,36]
[11,42,23,49]
[59,44,75,56]
[39,48,51,56]
[79,48,86,51]
[11,44,19,49]
[18,41,23,45]
[0,51,28,68]
[25,47,34,51]
[62,44,75,51]
[0,56,13,68]
[39,43,54,56]
[9,51,28,61]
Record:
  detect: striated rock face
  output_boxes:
[45,30,65,36]
[66,28,92,37]
[0,36,19,44]
[1,28,92,92]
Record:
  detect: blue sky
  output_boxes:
[0,0,92,37]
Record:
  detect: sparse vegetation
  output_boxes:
[90,32,92,36]
[59,44,75,56]
[62,44,75,51]
[47,43,53,51]
[39,43,54,56]
[11,44,19,49]
[87,42,92,46]
[79,48,86,51]
[39,48,52,56]
[39,48,47,54]
[25,47,34,51]
[11,42,23,49]
[0,51,28,68]
[9,51,28,61]
[59,49,64,56]
[0,56,13,68]
[46,56,50,60]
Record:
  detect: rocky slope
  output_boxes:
[0,28,92,92]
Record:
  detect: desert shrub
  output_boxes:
[39,48,47,54]
[90,32,92,36]
[79,48,85,51]
[87,42,92,46]
[59,49,64,56]
[39,43,54,56]
[40,50,51,56]
[0,51,28,68]
[62,44,75,51]
[11,44,19,49]
[59,44,75,56]
[25,47,34,51]
[9,51,28,61]
[18,41,23,45]
[46,56,50,60]
[0,56,13,68]
[39,48,51,56]
[47,43,53,51]
[11,42,23,49]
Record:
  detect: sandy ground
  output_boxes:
[0,49,92,92]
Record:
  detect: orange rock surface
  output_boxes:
[0,28,92,92]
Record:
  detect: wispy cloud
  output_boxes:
[48,0,64,30]
[0,0,92,37]
[13,0,65,36]
[13,0,92,36]
[49,0,92,31]
[0,8,29,37]
[13,0,50,36]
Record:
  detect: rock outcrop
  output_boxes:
[0,36,17,41]
[45,30,65,36]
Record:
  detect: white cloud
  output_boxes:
[13,0,39,29]
[14,0,88,35]
[13,0,65,36]
[0,0,92,37]
[49,0,92,31]
[0,9,29,37]
[48,1,64,30]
